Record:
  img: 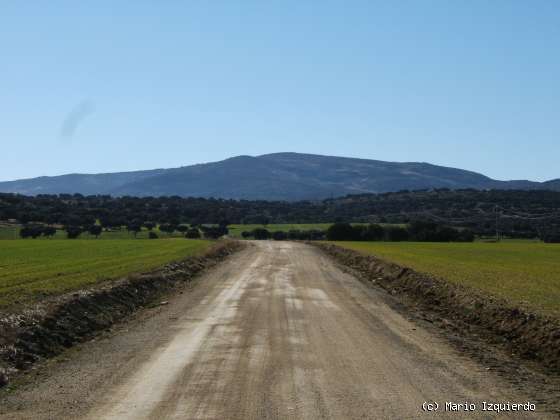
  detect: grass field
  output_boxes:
[332,241,560,316]
[0,239,211,309]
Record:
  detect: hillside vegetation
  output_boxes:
[1,153,558,200]
[1,189,559,239]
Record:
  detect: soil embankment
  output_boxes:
[0,240,243,387]
[313,242,560,376]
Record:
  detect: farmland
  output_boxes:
[0,239,211,309]
[332,241,560,316]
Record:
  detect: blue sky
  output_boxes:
[1,1,559,182]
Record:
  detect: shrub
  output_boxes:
[201,225,228,239]
[65,226,83,239]
[185,228,201,239]
[19,224,44,239]
[126,221,143,237]
[177,224,190,233]
[143,221,156,231]
[149,231,158,239]
[272,230,287,240]
[326,223,354,241]
[384,226,409,241]
[159,223,177,235]
[543,231,560,243]
[361,224,384,241]
[252,228,270,240]
[88,224,103,238]
[43,226,57,238]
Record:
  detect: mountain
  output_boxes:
[0,153,557,200]
[543,179,560,190]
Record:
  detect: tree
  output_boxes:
[384,226,409,241]
[65,226,83,239]
[127,221,143,237]
[272,230,287,241]
[88,224,103,238]
[20,224,43,239]
[159,223,176,236]
[177,224,190,234]
[362,224,384,241]
[185,228,201,239]
[201,225,228,239]
[252,228,270,240]
[143,221,156,231]
[326,223,354,241]
[457,229,475,242]
[43,226,57,238]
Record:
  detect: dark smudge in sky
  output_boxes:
[60,100,95,140]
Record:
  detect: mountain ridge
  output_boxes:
[0,152,557,200]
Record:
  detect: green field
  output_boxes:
[0,239,211,309]
[332,241,560,316]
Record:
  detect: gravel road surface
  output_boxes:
[0,242,551,419]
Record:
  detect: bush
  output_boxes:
[326,223,355,241]
[43,226,57,238]
[201,225,228,239]
[19,224,44,239]
[252,228,270,240]
[177,224,190,233]
[384,226,409,241]
[457,229,475,242]
[543,231,560,243]
[88,224,103,238]
[159,223,177,235]
[241,231,253,239]
[287,229,326,240]
[65,226,83,239]
[148,231,158,239]
[143,221,156,231]
[126,221,143,237]
[185,228,201,239]
[272,230,287,240]
[361,224,384,241]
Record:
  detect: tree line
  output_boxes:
[17,221,226,240]
[1,189,559,241]
[243,221,475,242]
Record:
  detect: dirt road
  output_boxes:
[0,242,550,419]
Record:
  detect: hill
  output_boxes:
[0,153,557,200]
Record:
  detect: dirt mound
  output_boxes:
[0,240,243,386]
[314,243,560,375]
